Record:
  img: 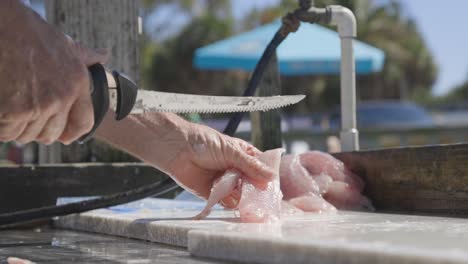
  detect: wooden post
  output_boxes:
[38,143,61,164]
[45,0,140,82]
[41,0,140,163]
[250,53,283,151]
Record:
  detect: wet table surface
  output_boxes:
[0,227,229,264]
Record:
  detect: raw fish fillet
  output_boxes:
[324,181,375,211]
[281,200,304,216]
[288,195,336,213]
[280,151,373,212]
[300,151,364,191]
[193,149,284,222]
[194,149,372,221]
[313,173,334,194]
[280,154,320,199]
[7,257,36,264]
[193,170,240,220]
[238,149,284,223]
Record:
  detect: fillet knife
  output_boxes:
[81,64,305,142]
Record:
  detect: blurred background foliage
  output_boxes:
[139,0,448,114]
[96,0,468,161]
[8,0,468,163]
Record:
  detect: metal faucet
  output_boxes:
[293,2,359,151]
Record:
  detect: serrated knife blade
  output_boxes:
[104,70,305,114]
[108,90,305,114]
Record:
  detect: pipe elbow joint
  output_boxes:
[328,5,356,38]
[294,7,330,24]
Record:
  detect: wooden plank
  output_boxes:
[0,163,169,213]
[6,144,468,217]
[250,53,283,151]
[333,143,468,215]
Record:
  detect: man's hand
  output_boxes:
[0,0,108,144]
[95,112,275,203]
[163,121,275,201]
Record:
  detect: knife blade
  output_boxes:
[109,90,304,114]
[80,64,305,143]
[103,70,304,114]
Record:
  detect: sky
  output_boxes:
[232,0,468,96]
[400,0,468,95]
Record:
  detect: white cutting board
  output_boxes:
[55,198,468,264]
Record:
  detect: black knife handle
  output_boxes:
[112,70,138,121]
[78,64,110,144]
[77,64,138,144]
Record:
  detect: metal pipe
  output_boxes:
[294,4,359,151]
[328,5,359,151]
[338,37,358,151]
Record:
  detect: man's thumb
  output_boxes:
[79,45,110,66]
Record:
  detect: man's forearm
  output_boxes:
[95,111,190,174]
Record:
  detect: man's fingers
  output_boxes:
[58,95,94,144]
[222,138,275,187]
[78,45,110,66]
[230,149,275,188]
[0,121,27,142]
[16,117,49,144]
[37,113,68,145]
[67,36,109,66]
[233,138,262,156]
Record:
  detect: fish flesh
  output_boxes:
[280,151,373,212]
[288,195,336,213]
[299,151,364,191]
[237,148,284,223]
[281,200,304,216]
[279,153,337,213]
[194,149,372,222]
[324,181,374,211]
[279,154,320,199]
[193,149,284,222]
[7,257,36,264]
[193,169,241,220]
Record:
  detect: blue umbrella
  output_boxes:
[194,20,385,75]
